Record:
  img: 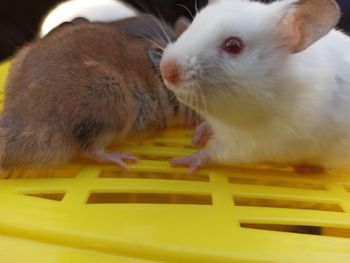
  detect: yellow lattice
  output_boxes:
[1,61,350,263]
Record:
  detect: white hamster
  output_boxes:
[160,0,350,174]
[39,0,137,37]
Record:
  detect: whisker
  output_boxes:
[190,94,196,127]
[196,94,201,127]
[199,86,208,116]
[146,19,171,46]
[188,93,195,126]
[148,37,165,51]
[176,4,194,20]
[124,2,172,45]
[128,1,152,15]
[195,0,199,14]
[149,10,173,44]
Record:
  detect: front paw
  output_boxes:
[192,122,213,146]
[170,149,210,175]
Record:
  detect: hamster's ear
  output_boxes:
[281,0,340,53]
[174,16,191,37]
[72,17,90,24]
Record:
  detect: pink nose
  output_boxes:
[160,59,181,86]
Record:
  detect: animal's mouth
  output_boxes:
[166,81,195,97]
[170,86,207,114]
[174,89,190,102]
[160,56,206,112]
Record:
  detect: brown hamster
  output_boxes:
[1,15,192,171]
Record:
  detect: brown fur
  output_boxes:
[1,17,190,168]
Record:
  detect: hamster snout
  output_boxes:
[160,57,201,87]
[160,59,181,86]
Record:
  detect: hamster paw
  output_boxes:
[170,149,210,176]
[192,122,213,146]
[87,151,139,172]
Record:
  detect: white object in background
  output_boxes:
[39,0,138,38]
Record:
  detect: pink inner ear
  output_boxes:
[281,13,302,53]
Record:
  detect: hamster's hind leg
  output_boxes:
[84,150,139,172]
[77,129,139,172]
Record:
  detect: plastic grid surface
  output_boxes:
[1,61,350,263]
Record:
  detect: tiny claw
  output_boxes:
[170,157,191,167]
[85,151,139,172]
[170,149,210,175]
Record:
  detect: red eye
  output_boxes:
[222,37,244,54]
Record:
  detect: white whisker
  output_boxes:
[199,86,208,115]
[176,4,194,19]
[149,13,172,44]
[195,0,199,14]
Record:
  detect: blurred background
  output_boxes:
[0,0,349,61]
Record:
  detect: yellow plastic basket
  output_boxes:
[1,61,350,263]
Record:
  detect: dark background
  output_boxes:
[0,0,349,61]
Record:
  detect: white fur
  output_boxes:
[39,0,137,38]
[162,0,350,170]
